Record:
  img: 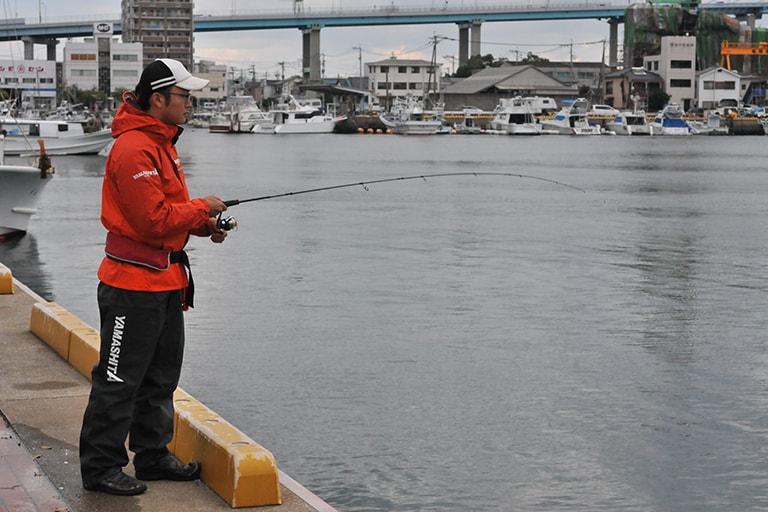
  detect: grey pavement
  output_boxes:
[0,276,335,512]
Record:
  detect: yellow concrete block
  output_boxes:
[0,263,13,294]
[172,389,281,508]
[68,326,101,380]
[29,302,91,360]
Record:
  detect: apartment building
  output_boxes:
[64,37,143,93]
[121,0,195,70]
[367,57,441,102]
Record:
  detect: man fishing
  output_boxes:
[79,58,228,496]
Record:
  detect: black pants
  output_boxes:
[79,282,185,487]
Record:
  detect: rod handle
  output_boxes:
[224,199,240,207]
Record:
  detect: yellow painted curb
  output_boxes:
[28,300,282,508]
[173,389,282,507]
[0,263,13,294]
[68,326,101,379]
[30,302,79,360]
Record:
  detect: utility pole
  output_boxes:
[321,52,326,78]
[352,45,362,89]
[427,35,445,107]
[277,61,286,96]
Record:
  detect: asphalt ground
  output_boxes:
[0,275,334,512]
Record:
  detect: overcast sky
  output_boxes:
[3,0,765,78]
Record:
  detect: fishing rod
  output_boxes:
[216,172,585,231]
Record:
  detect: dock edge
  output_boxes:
[29,298,282,508]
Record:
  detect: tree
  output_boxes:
[648,90,671,112]
[453,53,509,77]
[521,52,549,63]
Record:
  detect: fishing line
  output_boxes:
[215,172,585,231]
[222,172,585,207]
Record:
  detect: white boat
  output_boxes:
[490,97,542,135]
[606,110,654,136]
[649,103,692,136]
[380,95,449,135]
[254,95,339,134]
[0,136,54,240]
[208,95,272,134]
[539,98,602,135]
[688,114,729,135]
[0,117,112,155]
[451,106,485,134]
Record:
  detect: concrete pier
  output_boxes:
[0,263,336,512]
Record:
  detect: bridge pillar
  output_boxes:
[21,37,58,61]
[458,23,470,67]
[22,37,34,60]
[302,25,321,82]
[608,19,618,69]
[46,40,59,61]
[470,20,482,58]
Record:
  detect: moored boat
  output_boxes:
[209,95,272,134]
[0,137,54,241]
[254,95,339,134]
[539,98,601,135]
[606,110,654,135]
[0,117,112,155]
[649,103,692,135]
[380,95,449,135]
[489,97,541,135]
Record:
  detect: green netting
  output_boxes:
[624,3,768,73]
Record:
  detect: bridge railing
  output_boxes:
[14,0,764,26]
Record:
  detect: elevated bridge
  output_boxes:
[3,1,765,79]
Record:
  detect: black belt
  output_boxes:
[170,250,194,309]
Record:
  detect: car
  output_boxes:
[589,104,620,117]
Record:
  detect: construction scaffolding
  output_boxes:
[623,3,768,75]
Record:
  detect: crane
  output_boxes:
[720,40,768,70]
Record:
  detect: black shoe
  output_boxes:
[85,471,147,496]
[135,455,201,482]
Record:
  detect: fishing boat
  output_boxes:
[539,98,601,135]
[380,95,449,135]
[688,114,729,135]
[605,110,654,135]
[649,103,692,135]
[489,97,541,135]
[208,95,272,134]
[252,95,339,134]
[0,117,112,155]
[0,138,54,241]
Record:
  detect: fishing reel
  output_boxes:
[216,212,238,231]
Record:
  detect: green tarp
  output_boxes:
[624,3,768,74]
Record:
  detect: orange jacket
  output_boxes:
[98,93,210,292]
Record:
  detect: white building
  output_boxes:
[64,34,143,93]
[643,35,696,110]
[0,60,57,110]
[367,57,441,102]
[696,66,741,110]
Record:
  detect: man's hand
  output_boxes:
[203,196,227,217]
[205,218,227,243]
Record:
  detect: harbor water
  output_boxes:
[3,131,768,511]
